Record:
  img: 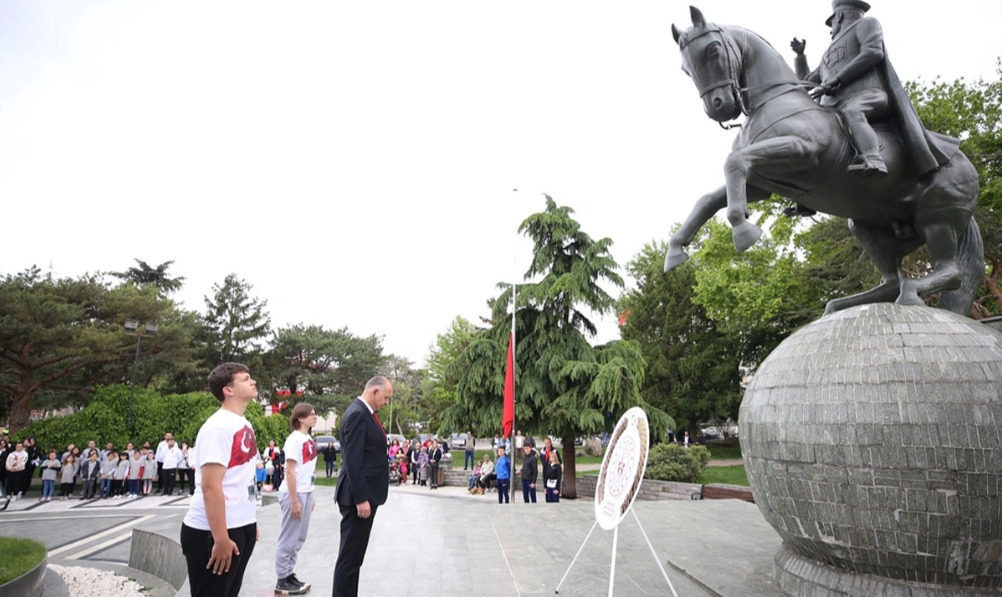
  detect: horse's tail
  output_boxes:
[939,217,984,315]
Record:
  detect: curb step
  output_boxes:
[43,568,70,597]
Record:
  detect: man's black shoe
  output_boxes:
[782,203,816,218]
[288,573,309,590]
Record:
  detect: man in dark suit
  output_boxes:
[333,375,393,597]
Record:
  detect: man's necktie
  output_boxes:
[373,412,386,437]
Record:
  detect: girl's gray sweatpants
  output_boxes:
[275,490,316,579]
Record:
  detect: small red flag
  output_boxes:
[503,333,515,437]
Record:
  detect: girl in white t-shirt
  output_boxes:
[273,403,319,594]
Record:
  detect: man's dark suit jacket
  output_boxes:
[335,398,389,507]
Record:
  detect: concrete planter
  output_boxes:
[0,555,46,597]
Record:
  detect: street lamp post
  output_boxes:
[124,319,159,433]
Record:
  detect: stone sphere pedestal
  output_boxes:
[740,304,1002,596]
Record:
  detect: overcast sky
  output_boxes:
[2,1,1000,367]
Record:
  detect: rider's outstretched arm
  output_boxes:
[790,38,818,83]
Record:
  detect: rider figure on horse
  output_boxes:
[790,0,948,178]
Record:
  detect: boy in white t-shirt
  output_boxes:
[180,363,260,597]
[274,403,319,595]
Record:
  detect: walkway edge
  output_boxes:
[129,528,187,590]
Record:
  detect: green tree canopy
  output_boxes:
[110,259,186,297]
[620,240,740,435]
[424,316,479,435]
[0,268,189,431]
[202,273,272,365]
[907,65,1002,315]
[268,323,384,416]
[442,196,671,498]
[381,354,423,437]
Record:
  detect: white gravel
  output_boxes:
[48,564,150,597]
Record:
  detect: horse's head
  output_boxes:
[672,6,743,123]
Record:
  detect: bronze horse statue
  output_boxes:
[664,6,983,315]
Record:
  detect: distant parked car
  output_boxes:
[386,433,406,447]
[314,435,340,452]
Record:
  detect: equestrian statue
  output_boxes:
[664,2,983,316]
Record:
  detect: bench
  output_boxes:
[696,484,755,503]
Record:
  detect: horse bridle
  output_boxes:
[680,25,747,129]
[681,25,809,130]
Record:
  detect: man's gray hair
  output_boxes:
[365,375,390,391]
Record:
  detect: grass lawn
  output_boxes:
[706,443,742,460]
[0,537,46,585]
[698,465,749,486]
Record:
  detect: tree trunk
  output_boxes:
[562,436,578,499]
[10,380,34,433]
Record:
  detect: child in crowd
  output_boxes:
[80,451,100,499]
[142,452,156,496]
[40,450,61,502]
[60,454,78,500]
[468,461,481,491]
[255,460,266,492]
[100,450,118,498]
[128,451,143,497]
[398,451,408,484]
[114,451,129,498]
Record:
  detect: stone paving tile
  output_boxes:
[169,483,782,596]
[2,480,783,596]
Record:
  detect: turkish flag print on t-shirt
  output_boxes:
[301,438,317,464]
[228,425,258,468]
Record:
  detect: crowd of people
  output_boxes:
[0,434,199,502]
[383,430,565,505]
[0,427,298,504]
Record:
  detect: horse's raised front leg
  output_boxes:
[665,185,770,271]
[665,186,726,271]
[723,136,820,251]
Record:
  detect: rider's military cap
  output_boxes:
[826,0,871,26]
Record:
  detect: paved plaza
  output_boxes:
[1,480,784,596]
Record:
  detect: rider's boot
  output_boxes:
[847,154,888,175]
[782,203,817,218]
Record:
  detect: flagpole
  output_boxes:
[510,279,516,504]
[509,187,518,504]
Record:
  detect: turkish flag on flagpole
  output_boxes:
[503,332,515,437]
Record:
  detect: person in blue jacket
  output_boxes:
[495,446,511,504]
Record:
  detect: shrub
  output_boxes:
[644,443,710,483]
[16,384,289,453]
